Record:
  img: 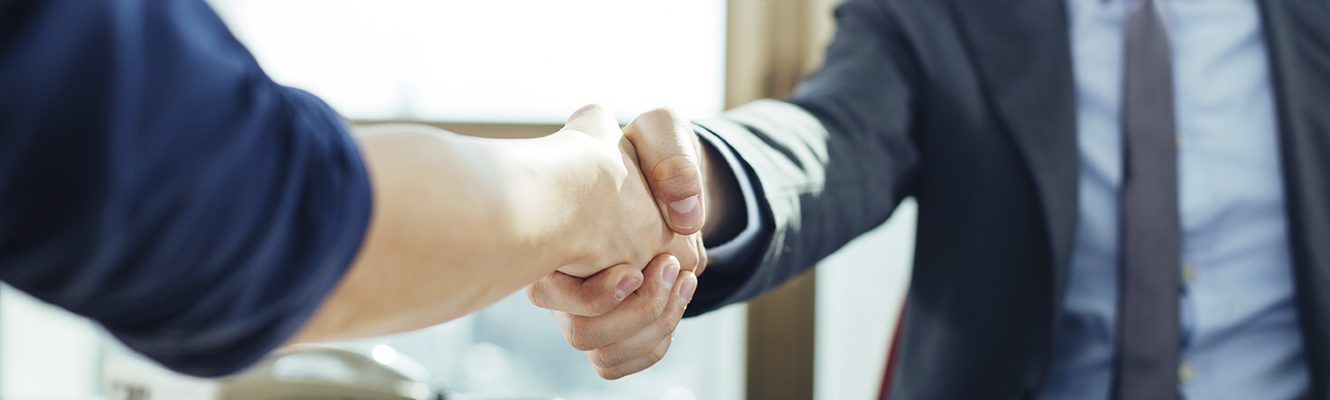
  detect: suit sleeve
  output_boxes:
[685,0,921,315]
[0,0,371,376]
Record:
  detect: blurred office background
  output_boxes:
[0,1,914,399]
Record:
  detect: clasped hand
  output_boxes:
[529,104,711,379]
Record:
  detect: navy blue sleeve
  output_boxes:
[0,0,373,377]
[683,127,773,317]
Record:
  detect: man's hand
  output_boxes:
[531,254,697,379]
[621,108,710,237]
[551,105,705,279]
[622,107,746,245]
[528,107,729,379]
[292,106,715,345]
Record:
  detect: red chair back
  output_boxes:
[878,301,907,400]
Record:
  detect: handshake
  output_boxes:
[523,103,720,379]
[295,103,742,381]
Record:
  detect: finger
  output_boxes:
[562,104,622,142]
[526,265,644,317]
[622,107,705,235]
[588,270,696,368]
[693,234,708,276]
[556,255,682,351]
[592,334,674,380]
[662,230,705,275]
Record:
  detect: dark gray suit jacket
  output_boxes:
[683,0,1330,398]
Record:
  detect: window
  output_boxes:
[0,2,741,399]
[209,0,727,123]
[210,1,744,399]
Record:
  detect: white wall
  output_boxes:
[815,199,916,400]
[0,285,102,400]
[208,0,727,124]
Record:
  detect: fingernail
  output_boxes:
[679,272,697,304]
[663,256,681,288]
[614,277,640,301]
[668,196,703,230]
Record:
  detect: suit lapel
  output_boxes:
[1257,0,1330,397]
[947,0,1080,319]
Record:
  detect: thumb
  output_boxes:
[622,107,705,235]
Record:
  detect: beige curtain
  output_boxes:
[723,0,838,399]
[726,0,838,107]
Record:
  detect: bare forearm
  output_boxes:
[289,103,703,344]
[291,124,596,342]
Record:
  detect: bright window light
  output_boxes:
[208,0,727,123]
[198,3,742,400]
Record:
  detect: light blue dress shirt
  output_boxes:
[1040,0,1308,398]
[706,0,1309,398]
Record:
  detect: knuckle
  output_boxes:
[694,239,709,276]
[567,333,599,352]
[632,107,690,138]
[582,295,618,317]
[634,289,671,320]
[554,311,575,329]
[652,314,679,340]
[567,334,602,352]
[646,344,668,365]
[579,103,610,114]
[575,278,622,317]
[643,106,679,121]
[648,106,688,124]
[671,237,703,272]
[596,366,625,380]
[589,348,625,368]
[588,349,611,367]
[695,237,708,269]
[525,283,553,309]
[563,320,602,351]
[650,156,702,196]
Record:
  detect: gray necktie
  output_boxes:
[1115,0,1180,398]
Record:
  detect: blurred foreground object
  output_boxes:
[217,344,435,400]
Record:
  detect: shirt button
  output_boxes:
[1179,363,1197,383]
[1177,134,1186,148]
[1182,263,1199,283]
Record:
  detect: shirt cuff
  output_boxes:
[695,126,764,268]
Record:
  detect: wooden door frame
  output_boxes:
[725,0,837,399]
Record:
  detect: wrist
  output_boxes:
[485,131,607,271]
[699,133,746,244]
